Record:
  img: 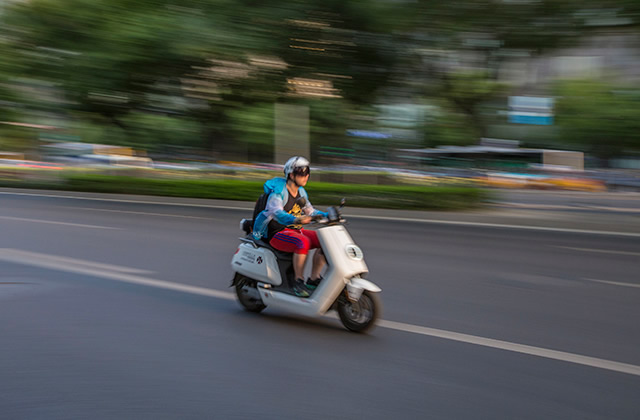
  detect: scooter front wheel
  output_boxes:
[235,282,266,313]
[337,290,381,333]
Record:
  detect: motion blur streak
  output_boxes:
[0,215,119,230]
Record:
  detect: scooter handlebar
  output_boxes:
[309,206,345,225]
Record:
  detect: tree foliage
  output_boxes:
[1,0,639,161]
[555,79,640,163]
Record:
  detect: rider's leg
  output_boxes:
[310,248,325,280]
[300,229,325,282]
[293,253,308,280]
[270,229,311,297]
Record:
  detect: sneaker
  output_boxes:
[291,278,310,298]
[305,276,323,291]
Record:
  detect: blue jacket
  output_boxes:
[252,177,327,240]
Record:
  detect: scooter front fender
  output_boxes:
[348,277,382,293]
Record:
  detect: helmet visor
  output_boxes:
[292,166,310,177]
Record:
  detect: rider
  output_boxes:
[252,156,327,297]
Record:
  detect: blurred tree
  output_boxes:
[554,79,640,165]
[390,0,598,143]
[424,100,477,147]
[438,71,506,140]
[3,0,236,120]
[0,35,25,124]
[3,0,639,161]
[0,0,401,159]
[120,112,202,152]
[272,1,399,105]
[307,99,351,162]
[226,103,275,161]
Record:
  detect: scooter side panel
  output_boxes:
[231,244,282,286]
[317,226,368,278]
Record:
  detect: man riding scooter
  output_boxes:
[252,156,328,297]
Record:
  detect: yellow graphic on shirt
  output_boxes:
[287,203,303,229]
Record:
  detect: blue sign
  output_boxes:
[508,96,554,126]
[346,130,392,139]
[508,113,553,126]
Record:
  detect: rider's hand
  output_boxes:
[296,216,312,225]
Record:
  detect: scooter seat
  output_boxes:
[250,237,293,261]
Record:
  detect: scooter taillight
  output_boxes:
[234,248,240,254]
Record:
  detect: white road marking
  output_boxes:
[0,248,234,300]
[552,245,640,257]
[497,203,640,213]
[581,205,640,213]
[347,215,640,238]
[0,247,639,377]
[0,190,248,210]
[584,278,640,289]
[72,207,212,220]
[0,215,119,230]
[0,249,154,275]
[378,320,640,377]
[2,190,638,237]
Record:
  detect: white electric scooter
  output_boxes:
[230,200,382,332]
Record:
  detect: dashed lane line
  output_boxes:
[584,278,640,289]
[346,214,640,238]
[0,190,248,210]
[71,207,212,220]
[0,215,119,230]
[1,247,639,378]
[551,245,640,257]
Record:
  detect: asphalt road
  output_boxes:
[491,189,640,214]
[1,190,639,419]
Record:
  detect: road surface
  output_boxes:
[1,190,639,419]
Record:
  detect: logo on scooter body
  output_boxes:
[241,250,257,264]
[345,244,364,260]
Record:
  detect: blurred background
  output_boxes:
[1,0,640,191]
[2,4,640,417]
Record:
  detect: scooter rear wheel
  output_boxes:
[337,290,381,333]
[235,283,266,313]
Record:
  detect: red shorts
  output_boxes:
[270,228,320,255]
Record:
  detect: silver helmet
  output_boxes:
[283,156,310,179]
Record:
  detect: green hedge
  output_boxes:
[59,174,490,210]
[0,172,491,210]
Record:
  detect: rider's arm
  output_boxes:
[265,192,298,225]
[299,187,328,218]
[302,201,328,218]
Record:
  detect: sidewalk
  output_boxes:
[2,187,639,236]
